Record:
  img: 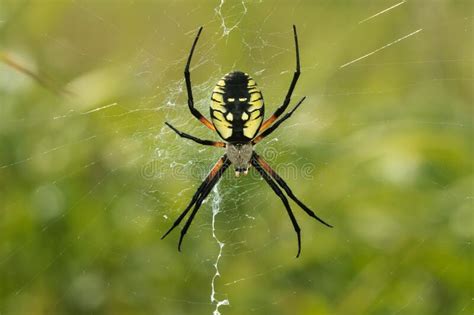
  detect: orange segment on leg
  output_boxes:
[210,157,225,177]
[259,115,277,133]
[200,116,216,131]
[256,155,274,175]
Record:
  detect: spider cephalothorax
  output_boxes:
[162,25,332,257]
[226,143,253,176]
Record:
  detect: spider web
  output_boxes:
[0,1,472,315]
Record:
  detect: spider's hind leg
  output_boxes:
[259,25,301,132]
[184,26,216,131]
[252,96,306,145]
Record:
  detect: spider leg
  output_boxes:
[253,153,332,228]
[184,26,216,131]
[165,122,226,148]
[161,155,229,240]
[177,157,231,251]
[259,25,300,133]
[252,96,306,144]
[251,155,302,258]
[161,180,209,240]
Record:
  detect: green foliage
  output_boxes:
[0,1,472,314]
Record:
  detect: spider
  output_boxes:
[162,25,332,257]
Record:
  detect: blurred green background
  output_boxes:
[0,1,472,314]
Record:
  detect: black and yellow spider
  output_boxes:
[162,25,332,257]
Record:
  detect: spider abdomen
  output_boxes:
[210,71,264,143]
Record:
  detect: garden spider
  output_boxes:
[162,25,332,257]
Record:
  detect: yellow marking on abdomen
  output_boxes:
[212,111,233,139]
[243,112,262,138]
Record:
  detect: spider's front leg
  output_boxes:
[250,152,332,257]
[251,154,302,257]
[161,155,231,251]
[253,153,332,228]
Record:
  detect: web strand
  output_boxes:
[210,184,230,315]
